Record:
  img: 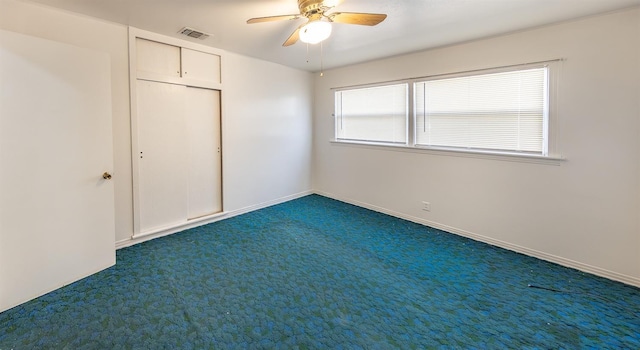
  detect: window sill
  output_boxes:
[329,139,565,165]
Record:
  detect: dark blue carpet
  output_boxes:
[1,194,639,349]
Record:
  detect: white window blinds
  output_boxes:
[415,67,548,154]
[335,84,408,144]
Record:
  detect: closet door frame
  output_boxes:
[128,27,225,238]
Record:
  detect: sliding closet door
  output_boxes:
[185,87,222,219]
[131,31,223,237]
[136,80,188,232]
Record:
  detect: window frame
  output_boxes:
[332,60,562,163]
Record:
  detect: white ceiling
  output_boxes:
[24,0,640,72]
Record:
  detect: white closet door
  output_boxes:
[182,48,221,83]
[136,80,188,232]
[185,87,222,219]
[0,30,115,312]
[136,38,181,78]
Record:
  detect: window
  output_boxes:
[415,67,547,154]
[334,62,556,158]
[335,84,408,144]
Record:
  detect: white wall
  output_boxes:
[1,0,313,244]
[1,0,133,242]
[313,8,640,286]
[222,53,313,213]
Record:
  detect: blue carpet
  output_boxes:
[1,194,639,349]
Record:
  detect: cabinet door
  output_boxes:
[136,80,188,232]
[185,87,222,218]
[136,38,181,78]
[182,48,221,83]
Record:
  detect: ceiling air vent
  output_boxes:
[178,27,211,40]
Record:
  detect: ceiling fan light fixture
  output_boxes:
[247,0,387,47]
[299,20,332,44]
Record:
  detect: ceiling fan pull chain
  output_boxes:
[320,41,324,77]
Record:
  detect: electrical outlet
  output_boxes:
[422,201,431,212]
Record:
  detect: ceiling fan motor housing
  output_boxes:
[298,0,326,16]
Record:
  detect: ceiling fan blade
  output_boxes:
[329,12,387,26]
[247,14,301,24]
[283,27,302,46]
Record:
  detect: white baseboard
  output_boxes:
[115,189,640,288]
[314,190,640,288]
[115,190,314,250]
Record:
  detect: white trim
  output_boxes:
[115,237,134,249]
[330,59,564,91]
[136,73,222,90]
[128,27,141,235]
[115,190,313,249]
[314,190,640,288]
[128,26,225,237]
[132,211,228,239]
[330,140,565,165]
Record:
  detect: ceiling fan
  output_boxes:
[247,0,387,46]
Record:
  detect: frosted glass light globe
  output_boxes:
[299,21,332,44]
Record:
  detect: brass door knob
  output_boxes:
[102,172,112,180]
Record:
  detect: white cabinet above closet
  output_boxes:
[182,47,221,84]
[135,37,221,89]
[135,38,181,77]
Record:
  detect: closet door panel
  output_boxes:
[136,38,181,78]
[182,48,221,83]
[185,87,222,218]
[137,80,188,231]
